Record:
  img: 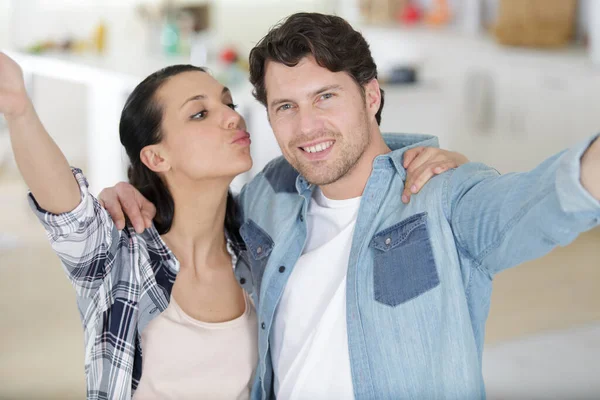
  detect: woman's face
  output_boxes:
[156,71,252,182]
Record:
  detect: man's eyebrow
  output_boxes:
[269,97,293,109]
[269,84,343,109]
[310,84,342,98]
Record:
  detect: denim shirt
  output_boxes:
[234,133,600,400]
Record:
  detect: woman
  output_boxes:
[0,52,467,399]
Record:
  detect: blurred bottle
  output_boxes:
[177,11,195,56]
[161,0,180,55]
[397,1,422,25]
[426,0,451,26]
[217,47,246,88]
[161,19,180,55]
[93,20,107,54]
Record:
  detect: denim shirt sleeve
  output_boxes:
[445,134,600,277]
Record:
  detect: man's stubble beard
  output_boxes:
[290,109,371,186]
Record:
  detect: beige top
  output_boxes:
[133,291,258,400]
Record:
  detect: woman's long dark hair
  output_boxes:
[119,65,244,254]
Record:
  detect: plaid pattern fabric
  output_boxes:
[28,169,236,399]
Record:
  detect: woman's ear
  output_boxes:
[364,78,381,120]
[140,145,170,173]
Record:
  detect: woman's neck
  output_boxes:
[161,177,232,274]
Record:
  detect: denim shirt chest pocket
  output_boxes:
[370,212,440,307]
[239,219,274,302]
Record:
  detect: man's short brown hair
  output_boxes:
[249,12,385,125]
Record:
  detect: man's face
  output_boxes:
[264,56,372,186]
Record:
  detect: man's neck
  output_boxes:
[319,132,391,200]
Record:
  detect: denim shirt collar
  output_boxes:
[294,133,439,194]
[295,175,314,198]
[376,133,440,179]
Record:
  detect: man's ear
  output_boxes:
[140,145,170,173]
[363,78,382,120]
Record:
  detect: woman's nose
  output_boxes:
[225,106,242,129]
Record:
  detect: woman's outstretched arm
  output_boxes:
[0,52,80,213]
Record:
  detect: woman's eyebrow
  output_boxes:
[181,87,231,108]
[180,94,206,109]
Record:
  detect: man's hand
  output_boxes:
[581,137,600,201]
[402,147,469,203]
[98,182,156,233]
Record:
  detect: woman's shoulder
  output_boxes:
[120,223,176,263]
[103,224,177,290]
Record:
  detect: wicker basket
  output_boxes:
[493,0,578,48]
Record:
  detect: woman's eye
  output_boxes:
[228,103,239,110]
[191,110,207,120]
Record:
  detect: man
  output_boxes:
[101,13,600,399]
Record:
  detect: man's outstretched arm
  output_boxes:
[447,134,600,277]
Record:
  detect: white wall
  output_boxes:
[9,0,150,52]
[6,0,593,58]
[0,0,10,48]
[211,0,335,56]
[6,0,334,56]
[32,77,88,169]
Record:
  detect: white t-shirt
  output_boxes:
[134,291,257,400]
[271,188,361,400]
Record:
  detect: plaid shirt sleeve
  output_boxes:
[28,168,119,298]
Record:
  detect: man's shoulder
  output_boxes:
[248,156,300,195]
[448,162,501,186]
[238,157,304,232]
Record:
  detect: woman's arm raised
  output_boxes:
[0,52,80,213]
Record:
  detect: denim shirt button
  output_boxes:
[239,278,246,285]
[261,322,266,330]
[279,266,286,273]
[385,237,392,246]
[256,246,263,255]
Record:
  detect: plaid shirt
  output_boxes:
[28,169,237,399]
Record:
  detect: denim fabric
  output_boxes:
[240,219,274,301]
[371,212,440,307]
[234,133,600,400]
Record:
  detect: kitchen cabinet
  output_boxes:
[380,82,450,138]
[450,56,600,172]
[364,28,600,173]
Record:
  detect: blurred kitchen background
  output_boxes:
[0,0,599,398]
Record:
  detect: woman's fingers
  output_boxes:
[98,187,127,230]
[402,161,453,203]
[403,147,426,169]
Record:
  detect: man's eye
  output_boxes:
[191,110,207,120]
[321,93,333,100]
[278,104,292,112]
